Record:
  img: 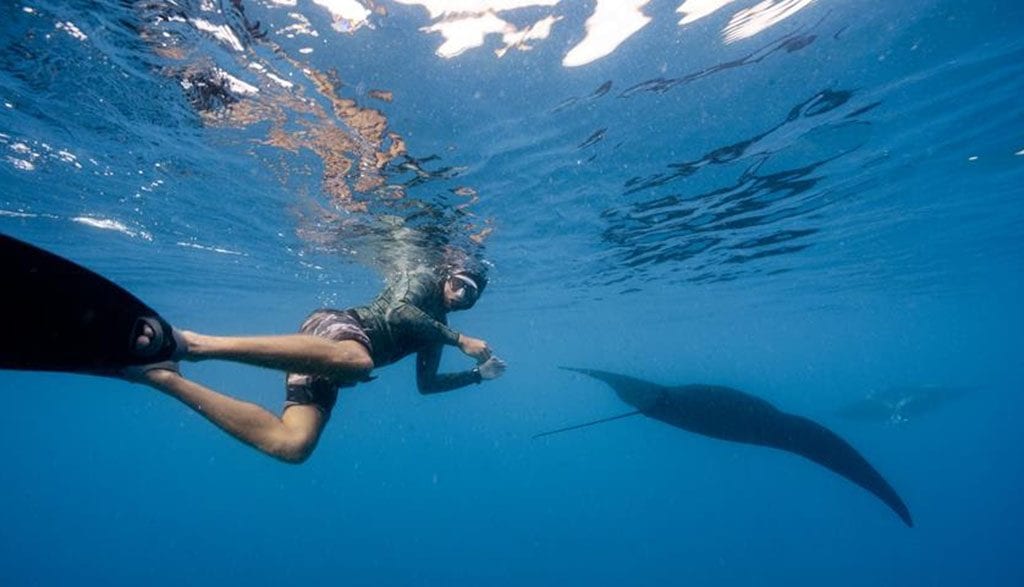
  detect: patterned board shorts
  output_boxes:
[284,309,373,417]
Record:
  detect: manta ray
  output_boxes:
[539,367,913,527]
[836,385,972,425]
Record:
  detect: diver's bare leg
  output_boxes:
[142,369,325,463]
[181,332,373,377]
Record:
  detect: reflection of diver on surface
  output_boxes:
[540,367,913,527]
[836,386,973,425]
[1,234,506,463]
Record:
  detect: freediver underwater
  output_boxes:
[0,232,506,462]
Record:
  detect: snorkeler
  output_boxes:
[126,264,506,463]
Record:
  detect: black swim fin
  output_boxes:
[0,233,180,376]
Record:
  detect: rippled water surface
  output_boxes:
[2,1,1023,585]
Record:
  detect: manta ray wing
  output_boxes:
[561,367,913,527]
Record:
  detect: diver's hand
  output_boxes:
[458,334,492,361]
[476,356,507,380]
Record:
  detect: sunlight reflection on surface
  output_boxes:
[723,0,817,43]
[362,0,821,66]
[562,0,651,67]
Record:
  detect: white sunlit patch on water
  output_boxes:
[244,62,291,89]
[391,0,566,61]
[191,18,246,52]
[1,134,89,173]
[55,21,89,42]
[0,210,34,218]
[6,141,39,171]
[563,0,651,67]
[6,156,35,171]
[265,71,294,89]
[175,241,246,256]
[71,217,153,241]
[415,8,559,59]
[494,15,559,59]
[259,0,824,67]
[677,0,733,24]
[722,0,817,43]
[312,0,373,33]
[139,178,166,194]
[56,150,80,167]
[677,0,817,43]
[278,12,319,39]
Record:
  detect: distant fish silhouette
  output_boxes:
[540,367,913,527]
[577,128,607,149]
[837,385,972,425]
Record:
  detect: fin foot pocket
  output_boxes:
[129,317,166,359]
[129,317,186,361]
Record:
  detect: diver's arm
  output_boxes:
[416,344,483,394]
[389,303,461,346]
[389,303,493,359]
[392,272,494,360]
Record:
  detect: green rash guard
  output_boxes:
[350,270,482,393]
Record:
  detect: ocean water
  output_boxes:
[1,0,1022,584]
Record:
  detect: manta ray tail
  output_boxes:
[533,410,642,439]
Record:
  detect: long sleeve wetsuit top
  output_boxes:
[351,270,481,392]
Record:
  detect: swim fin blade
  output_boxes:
[0,233,178,376]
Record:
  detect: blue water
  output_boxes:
[2,0,1023,584]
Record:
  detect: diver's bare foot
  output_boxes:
[142,367,180,386]
[121,360,180,383]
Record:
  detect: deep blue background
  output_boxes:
[2,0,1023,584]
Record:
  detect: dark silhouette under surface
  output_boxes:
[837,385,972,425]
[0,233,179,376]
[539,367,913,527]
